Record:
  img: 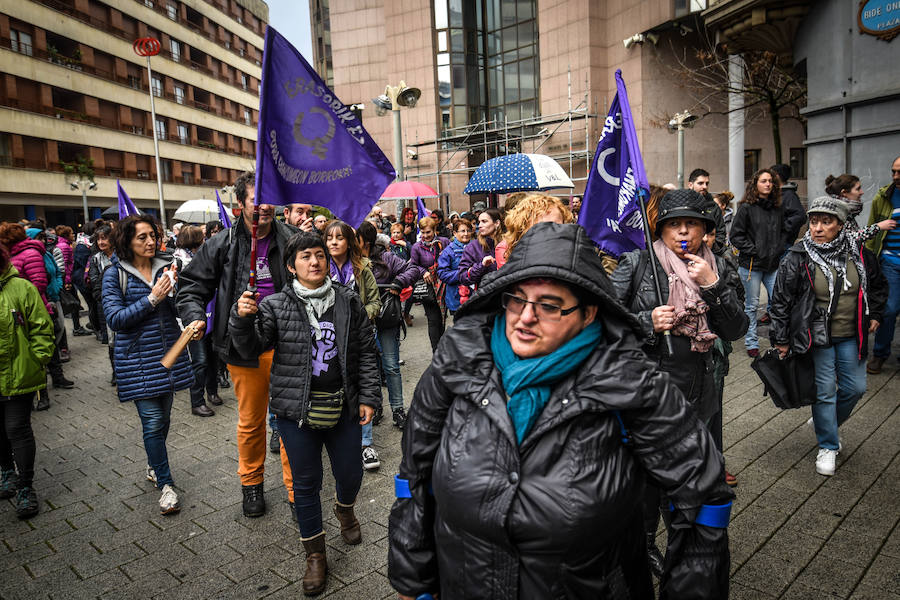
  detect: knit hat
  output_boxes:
[654,189,716,235]
[807,196,849,223]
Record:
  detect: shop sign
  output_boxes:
[858,0,900,41]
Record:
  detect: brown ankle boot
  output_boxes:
[333,501,362,545]
[301,533,327,596]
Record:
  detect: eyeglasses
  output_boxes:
[502,293,580,322]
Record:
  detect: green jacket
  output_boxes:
[866,183,897,256]
[0,265,54,397]
[358,258,382,321]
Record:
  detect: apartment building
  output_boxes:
[0,0,267,226]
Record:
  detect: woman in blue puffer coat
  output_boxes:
[436,217,474,316]
[102,215,199,517]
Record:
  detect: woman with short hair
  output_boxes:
[770,197,888,476]
[230,231,380,597]
[102,215,200,515]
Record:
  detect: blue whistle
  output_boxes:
[416,595,435,600]
[680,240,688,251]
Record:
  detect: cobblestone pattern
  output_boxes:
[1,307,898,599]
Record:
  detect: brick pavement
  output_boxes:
[1,306,898,599]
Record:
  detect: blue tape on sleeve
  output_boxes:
[667,501,732,528]
[395,474,412,498]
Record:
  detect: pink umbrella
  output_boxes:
[380,180,438,199]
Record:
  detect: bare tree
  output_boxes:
[664,37,807,165]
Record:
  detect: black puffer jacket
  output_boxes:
[609,247,748,421]
[780,183,806,245]
[176,216,298,366]
[388,223,734,600]
[729,198,786,271]
[770,243,887,358]
[228,282,381,422]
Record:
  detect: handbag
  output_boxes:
[750,348,817,409]
[376,284,403,330]
[412,277,436,302]
[59,287,83,316]
[306,389,344,429]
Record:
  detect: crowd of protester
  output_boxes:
[0,155,898,598]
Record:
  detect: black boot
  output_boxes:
[242,483,265,517]
[646,533,664,578]
[35,389,50,411]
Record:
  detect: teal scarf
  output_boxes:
[491,314,603,444]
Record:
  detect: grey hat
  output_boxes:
[472,201,487,211]
[807,196,849,223]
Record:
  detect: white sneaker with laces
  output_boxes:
[159,484,181,515]
[815,448,838,476]
[146,465,157,484]
[362,446,381,471]
[807,418,842,451]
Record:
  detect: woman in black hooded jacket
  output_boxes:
[388,222,734,600]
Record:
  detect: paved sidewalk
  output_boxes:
[1,307,898,599]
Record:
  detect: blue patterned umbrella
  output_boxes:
[463,153,575,195]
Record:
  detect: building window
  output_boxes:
[744,149,760,181]
[143,0,153,7]
[128,75,141,89]
[0,134,11,167]
[174,84,185,105]
[243,108,251,125]
[789,147,807,179]
[240,73,249,90]
[181,162,194,184]
[11,30,33,56]
[151,76,163,97]
[155,117,167,140]
[170,39,181,62]
[161,159,172,181]
[167,3,178,20]
[177,122,189,144]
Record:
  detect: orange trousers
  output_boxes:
[227,350,294,501]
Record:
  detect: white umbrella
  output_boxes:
[173,199,219,224]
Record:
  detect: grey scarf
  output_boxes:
[291,277,336,340]
[802,228,869,314]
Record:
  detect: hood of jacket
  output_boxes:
[10,238,45,257]
[0,264,18,285]
[458,222,640,332]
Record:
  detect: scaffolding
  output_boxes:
[387,73,599,213]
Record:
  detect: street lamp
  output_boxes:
[373,81,421,213]
[667,111,699,188]
[70,179,98,225]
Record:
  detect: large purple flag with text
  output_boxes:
[254,27,395,226]
[577,70,650,257]
[117,180,139,220]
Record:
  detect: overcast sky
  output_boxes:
[265,0,313,58]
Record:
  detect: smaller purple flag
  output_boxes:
[215,190,232,228]
[578,70,651,257]
[254,27,395,226]
[117,180,139,219]
[416,196,430,224]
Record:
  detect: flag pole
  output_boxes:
[248,205,259,292]
[636,188,673,356]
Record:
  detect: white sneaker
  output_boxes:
[362,446,381,471]
[807,418,842,451]
[815,448,838,476]
[146,465,157,485]
[159,484,181,515]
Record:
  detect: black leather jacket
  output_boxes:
[176,216,298,366]
[388,223,733,600]
[770,243,888,358]
[730,199,788,272]
[228,282,381,422]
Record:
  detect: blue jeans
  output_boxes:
[376,326,404,412]
[873,259,900,358]
[738,266,778,350]
[134,394,174,488]
[276,409,362,538]
[812,338,867,451]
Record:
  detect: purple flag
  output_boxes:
[215,190,232,228]
[117,180,139,219]
[578,70,650,257]
[416,196,430,224]
[254,27,395,226]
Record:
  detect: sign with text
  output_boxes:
[858,0,900,41]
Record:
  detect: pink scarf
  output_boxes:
[652,239,719,353]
